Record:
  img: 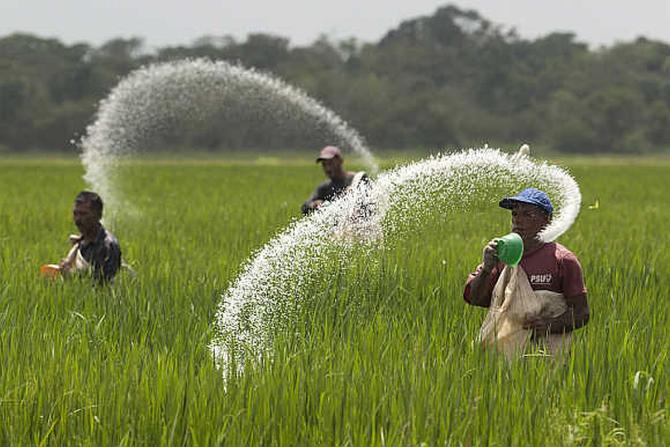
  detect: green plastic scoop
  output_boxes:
[495,232,524,266]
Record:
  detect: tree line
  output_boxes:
[1,5,670,154]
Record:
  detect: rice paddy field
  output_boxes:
[0,154,669,445]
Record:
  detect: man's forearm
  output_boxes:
[543,304,590,335]
[468,268,493,307]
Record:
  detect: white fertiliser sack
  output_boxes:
[478,265,571,359]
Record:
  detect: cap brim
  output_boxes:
[316,155,336,162]
[499,197,537,209]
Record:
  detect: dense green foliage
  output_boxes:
[2,5,670,154]
[0,155,668,445]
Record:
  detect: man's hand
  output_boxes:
[522,316,552,333]
[466,240,499,307]
[523,295,590,335]
[309,199,324,210]
[59,259,72,274]
[482,239,498,272]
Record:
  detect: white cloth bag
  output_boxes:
[478,265,571,359]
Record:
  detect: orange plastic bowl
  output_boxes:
[40,264,61,279]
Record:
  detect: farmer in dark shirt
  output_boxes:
[59,191,122,283]
[301,146,366,215]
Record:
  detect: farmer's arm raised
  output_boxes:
[464,240,498,307]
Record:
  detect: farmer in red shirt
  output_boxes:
[464,188,589,337]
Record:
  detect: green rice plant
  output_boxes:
[0,157,668,445]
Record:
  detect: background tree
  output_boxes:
[1,5,669,154]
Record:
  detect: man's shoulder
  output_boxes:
[101,226,121,248]
[552,242,577,256]
[529,242,580,263]
[551,242,581,264]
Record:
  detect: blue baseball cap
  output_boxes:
[499,187,554,215]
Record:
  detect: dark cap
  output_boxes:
[316,146,342,162]
[499,187,554,215]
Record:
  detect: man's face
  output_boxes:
[320,157,343,179]
[511,202,550,242]
[73,200,99,233]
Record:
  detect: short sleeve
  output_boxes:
[560,252,587,298]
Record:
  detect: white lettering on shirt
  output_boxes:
[529,273,552,285]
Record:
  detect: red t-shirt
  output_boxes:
[463,242,587,307]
